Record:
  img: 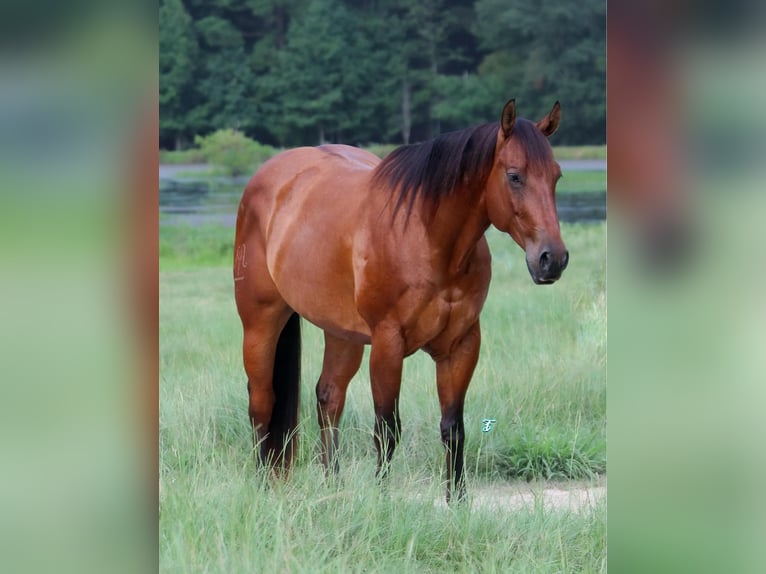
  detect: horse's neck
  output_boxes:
[428,187,490,275]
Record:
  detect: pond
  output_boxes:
[159,173,605,227]
[160,177,242,227]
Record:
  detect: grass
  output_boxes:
[556,170,606,194]
[160,222,605,572]
[160,148,207,164]
[552,145,606,160]
[159,224,235,271]
[160,463,605,572]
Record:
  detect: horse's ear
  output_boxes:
[537,101,561,137]
[501,99,516,138]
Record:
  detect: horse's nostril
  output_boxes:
[562,250,569,270]
[539,251,551,271]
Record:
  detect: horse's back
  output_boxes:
[316,144,381,170]
[240,145,379,213]
[236,145,379,341]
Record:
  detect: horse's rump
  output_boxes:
[237,145,380,340]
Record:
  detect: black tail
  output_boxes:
[265,312,301,469]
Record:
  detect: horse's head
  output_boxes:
[486,99,569,285]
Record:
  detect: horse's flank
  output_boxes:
[237,145,381,343]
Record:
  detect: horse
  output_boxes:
[234,99,568,501]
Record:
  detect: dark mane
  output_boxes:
[372,123,498,219]
[371,118,552,219]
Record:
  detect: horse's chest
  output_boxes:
[403,284,486,355]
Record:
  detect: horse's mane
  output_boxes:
[371,118,553,219]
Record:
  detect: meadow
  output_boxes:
[159,221,606,572]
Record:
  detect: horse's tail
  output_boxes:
[268,312,302,469]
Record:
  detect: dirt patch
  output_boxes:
[430,480,606,513]
[471,484,604,513]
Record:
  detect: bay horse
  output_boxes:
[234,99,568,501]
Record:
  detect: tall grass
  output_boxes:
[160,459,605,572]
[160,222,605,572]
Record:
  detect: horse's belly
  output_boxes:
[268,234,371,343]
[290,290,371,344]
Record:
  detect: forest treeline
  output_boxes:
[160,0,605,149]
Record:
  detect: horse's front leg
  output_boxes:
[369,325,405,480]
[433,321,481,503]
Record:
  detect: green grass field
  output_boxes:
[551,145,606,160]
[160,222,606,572]
[556,170,606,194]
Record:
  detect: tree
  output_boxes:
[158,0,606,148]
[381,0,472,142]
[261,0,354,145]
[191,15,259,133]
[432,71,505,130]
[474,0,606,144]
[159,0,199,148]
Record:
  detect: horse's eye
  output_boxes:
[507,172,522,186]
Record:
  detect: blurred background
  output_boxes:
[0,0,764,572]
[608,2,766,573]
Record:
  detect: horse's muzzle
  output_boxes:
[526,248,569,284]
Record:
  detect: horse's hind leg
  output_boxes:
[235,216,303,471]
[241,306,295,467]
[316,332,363,473]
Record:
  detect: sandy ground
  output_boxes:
[427,480,606,513]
